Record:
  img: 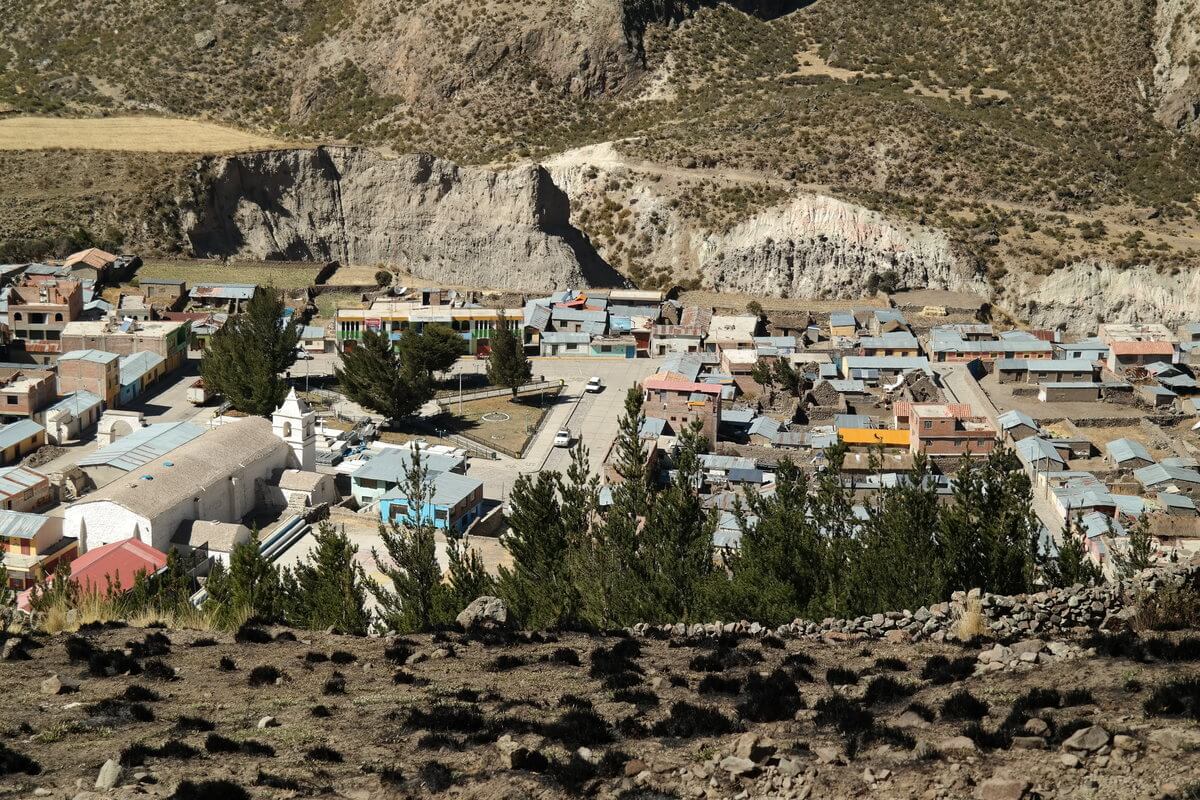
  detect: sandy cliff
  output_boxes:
[181,147,623,291]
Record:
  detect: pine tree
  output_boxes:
[1112,514,1155,580]
[0,550,13,614]
[397,323,468,379]
[204,530,283,627]
[368,455,443,633]
[497,468,577,628]
[335,328,432,423]
[937,447,1039,598]
[574,388,650,627]
[486,324,532,399]
[283,522,370,635]
[201,286,300,416]
[435,534,494,624]
[640,421,717,622]
[851,454,942,615]
[1045,520,1102,587]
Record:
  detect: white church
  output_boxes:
[63,390,337,554]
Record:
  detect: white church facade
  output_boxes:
[63,392,331,553]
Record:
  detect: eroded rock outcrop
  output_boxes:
[701,194,986,299]
[181,147,623,291]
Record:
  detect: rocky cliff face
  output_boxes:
[181,147,623,291]
[1152,0,1200,130]
[1004,259,1200,330]
[699,194,986,299]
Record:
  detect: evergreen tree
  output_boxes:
[486,325,532,399]
[397,323,468,379]
[435,535,494,624]
[937,448,1039,598]
[1045,520,1102,587]
[0,550,13,614]
[497,466,579,628]
[204,530,283,626]
[201,286,300,416]
[335,328,432,423]
[640,421,717,622]
[1112,514,1155,580]
[850,455,943,615]
[283,522,370,635]
[28,561,76,614]
[368,456,443,633]
[574,388,650,627]
[721,459,819,623]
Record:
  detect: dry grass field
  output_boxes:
[136,259,321,289]
[0,116,287,153]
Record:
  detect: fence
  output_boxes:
[435,378,558,407]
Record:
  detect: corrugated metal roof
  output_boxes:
[45,390,102,417]
[119,351,165,386]
[190,283,258,300]
[381,469,481,507]
[1106,437,1153,465]
[998,409,1038,431]
[77,421,205,472]
[0,508,50,539]
[1135,463,1200,486]
[350,448,465,484]
[0,419,44,450]
[0,465,45,499]
[59,349,119,365]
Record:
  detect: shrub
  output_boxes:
[306,746,343,763]
[874,657,908,672]
[323,672,346,695]
[384,642,414,664]
[814,695,875,738]
[825,667,858,686]
[603,671,643,690]
[1134,583,1200,631]
[330,650,357,664]
[698,675,741,695]
[651,702,737,738]
[558,694,593,709]
[1063,689,1095,707]
[540,709,614,748]
[419,761,453,793]
[248,665,281,686]
[920,655,975,685]
[941,690,989,721]
[486,654,526,672]
[904,702,935,722]
[1144,679,1200,720]
[863,676,915,707]
[170,780,251,800]
[122,685,160,703]
[404,704,487,736]
[175,716,215,732]
[234,625,272,644]
[0,743,41,776]
[143,658,176,681]
[546,647,581,666]
[218,656,237,671]
[303,651,329,664]
[613,688,659,707]
[739,669,805,722]
[311,705,332,718]
[961,722,1011,750]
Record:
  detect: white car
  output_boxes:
[294,348,314,360]
[585,376,603,393]
[553,429,572,448]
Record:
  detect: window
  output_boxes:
[923,420,932,429]
[54,313,63,322]
[30,313,45,324]
[11,313,20,321]
[5,396,15,405]
[46,331,59,340]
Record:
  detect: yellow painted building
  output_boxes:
[837,427,911,449]
[1,510,78,589]
[335,301,524,356]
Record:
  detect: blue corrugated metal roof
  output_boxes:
[119,351,165,387]
[998,409,1038,431]
[45,390,102,417]
[0,419,44,450]
[1106,437,1153,465]
[58,349,119,365]
[0,465,44,498]
[0,509,50,539]
[350,448,465,484]
[77,421,205,472]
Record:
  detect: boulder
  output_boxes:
[1148,727,1200,752]
[95,759,123,790]
[456,596,510,631]
[937,736,978,754]
[732,733,776,763]
[720,756,759,777]
[41,674,79,696]
[1062,725,1109,753]
[977,776,1031,800]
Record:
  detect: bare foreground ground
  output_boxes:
[1,624,1198,799]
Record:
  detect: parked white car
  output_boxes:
[585,376,604,393]
[553,429,572,447]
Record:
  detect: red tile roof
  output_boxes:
[1110,340,1175,356]
[643,375,723,395]
[70,538,167,594]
